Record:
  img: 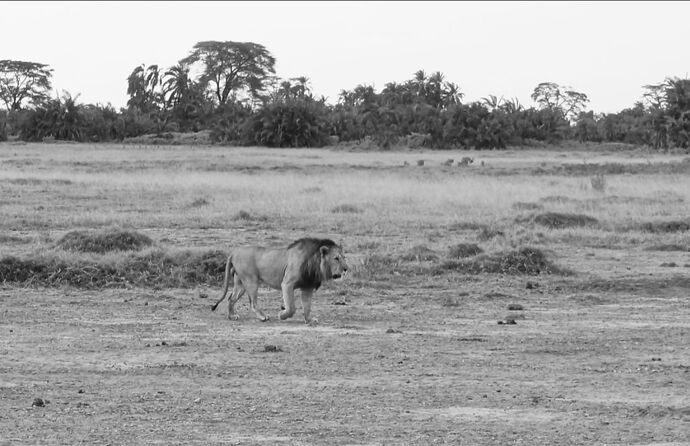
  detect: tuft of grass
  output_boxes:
[477,227,505,241]
[639,220,689,233]
[57,229,153,253]
[188,197,210,208]
[643,244,689,252]
[590,173,607,192]
[529,212,599,229]
[435,247,566,276]
[400,245,439,262]
[512,202,543,211]
[0,233,31,244]
[331,204,363,214]
[232,210,267,222]
[448,243,484,259]
[448,221,486,231]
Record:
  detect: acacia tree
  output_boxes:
[0,60,53,111]
[531,82,589,121]
[180,41,276,106]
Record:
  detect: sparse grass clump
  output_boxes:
[512,202,543,211]
[188,197,210,208]
[331,204,363,214]
[639,220,689,233]
[590,173,607,192]
[435,247,565,275]
[57,229,153,253]
[529,212,599,229]
[0,234,30,244]
[448,221,486,231]
[232,210,267,222]
[477,227,505,241]
[644,244,689,252]
[448,243,483,259]
[400,245,438,262]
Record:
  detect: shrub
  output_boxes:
[531,212,599,229]
[57,229,153,253]
[435,247,566,275]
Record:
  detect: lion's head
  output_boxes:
[319,243,348,280]
[289,238,349,289]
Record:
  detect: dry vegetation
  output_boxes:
[1,142,689,444]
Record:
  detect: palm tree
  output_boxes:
[162,63,191,110]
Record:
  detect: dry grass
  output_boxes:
[435,247,566,276]
[0,248,226,288]
[1,142,690,286]
[447,243,484,258]
[56,228,153,253]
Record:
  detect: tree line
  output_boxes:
[1,40,689,150]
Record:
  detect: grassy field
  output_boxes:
[1,142,689,445]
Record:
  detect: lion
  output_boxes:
[210,238,348,324]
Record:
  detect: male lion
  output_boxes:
[211,238,348,324]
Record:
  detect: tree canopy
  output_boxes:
[180,41,276,106]
[0,60,53,111]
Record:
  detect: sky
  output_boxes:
[1,1,689,114]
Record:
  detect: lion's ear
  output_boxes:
[320,246,329,257]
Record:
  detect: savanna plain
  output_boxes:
[0,142,689,445]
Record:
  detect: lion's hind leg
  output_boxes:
[227,277,246,321]
[245,280,269,322]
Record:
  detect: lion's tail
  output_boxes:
[211,254,234,311]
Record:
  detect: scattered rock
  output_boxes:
[32,398,45,407]
[508,304,524,311]
[660,262,678,267]
[198,292,208,299]
[386,328,402,334]
[526,281,540,289]
[333,301,347,306]
[78,389,84,394]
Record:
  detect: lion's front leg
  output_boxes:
[301,288,318,325]
[279,281,297,320]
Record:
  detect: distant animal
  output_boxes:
[211,238,349,324]
[442,159,454,166]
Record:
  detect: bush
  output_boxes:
[0,249,227,288]
[435,247,566,275]
[57,229,153,253]
[243,97,330,147]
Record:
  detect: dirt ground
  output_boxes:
[1,144,689,444]
[1,269,688,445]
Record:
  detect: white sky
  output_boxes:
[1,1,688,113]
